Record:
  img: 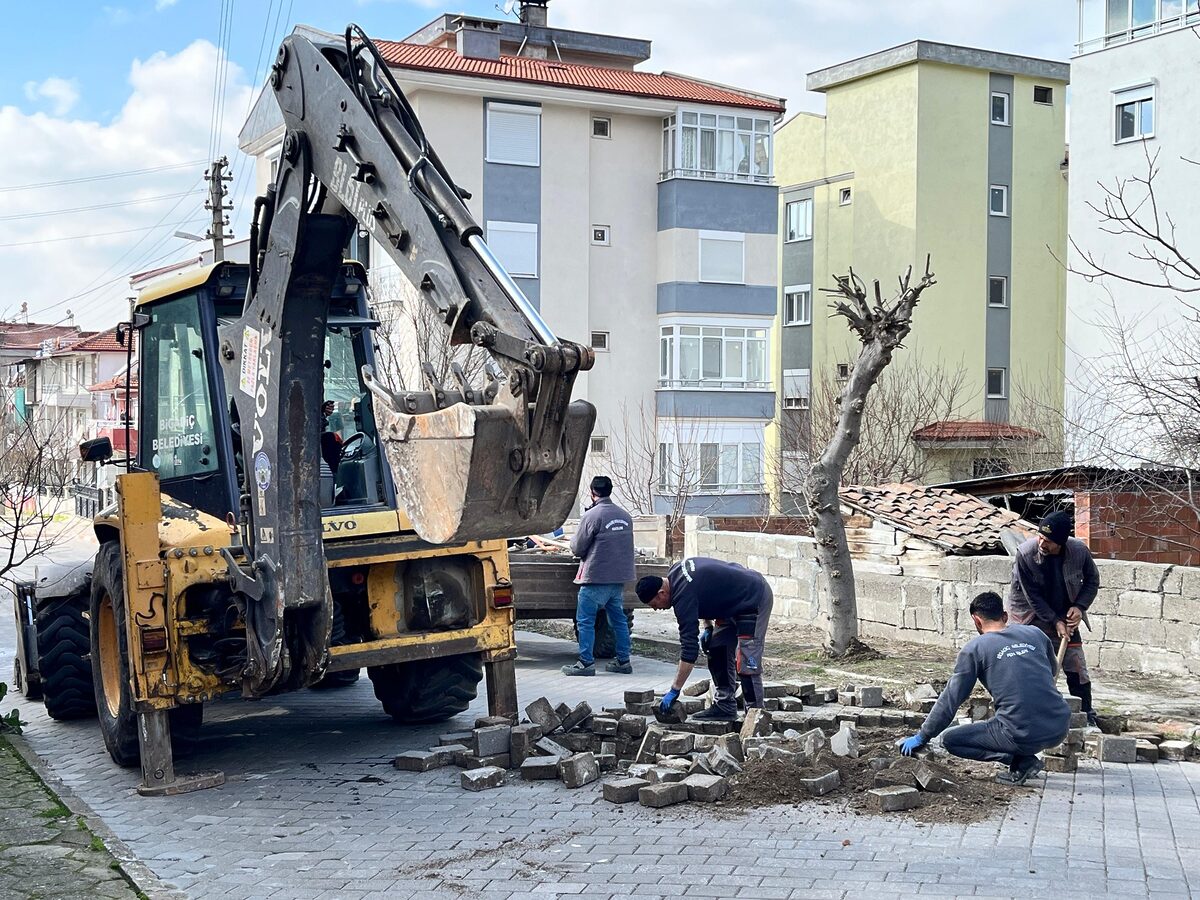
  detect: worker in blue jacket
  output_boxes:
[636,556,773,720]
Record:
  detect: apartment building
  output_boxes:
[238,2,784,514]
[771,42,1069,502]
[1067,1,1200,451]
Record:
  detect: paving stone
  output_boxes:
[601,706,626,719]
[624,689,655,704]
[683,773,728,802]
[461,766,506,792]
[519,757,561,781]
[779,697,805,712]
[820,688,838,702]
[439,731,474,746]
[525,697,562,733]
[782,680,815,697]
[831,722,861,758]
[561,701,593,732]
[1135,741,1159,763]
[869,785,921,812]
[472,725,513,757]
[392,751,444,772]
[857,710,883,727]
[759,745,798,763]
[596,753,617,772]
[646,766,686,784]
[682,679,711,697]
[602,777,649,803]
[559,752,600,788]
[555,701,572,721]
[475,714,517,728]
[557,732,596,753]
[1069,712,1089,729]
[635,725,666,763]
[716,732,744,763]
[678,696,705,715]
[1159,740,1195,761]
[616,714,648,739]
[535,737,572,759]
[706,745,742,777]
[740,708,772,741]
[509,723,544,765]
[430,744,464,766]
[659,732,695,756]
[838,691,857,706]
[1064,695,1083,713]
[626,701,657,716]
[687,755,714,776]
[1044,754,1077,773]
[858,686,884,708]
[914,761,956,793]
[800,728,827,760]
[800,770,841,797]
[638,782,689,808]
[880,710,905,727]
[1099,735,1138,763]
[654,701,688,725]
[626,762,655,779]
[693,734,718,752]
[590,716,618,737]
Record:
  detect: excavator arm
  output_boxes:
[215,26,595,695]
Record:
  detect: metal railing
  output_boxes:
[72,483,106,519]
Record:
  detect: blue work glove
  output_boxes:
[699,626,713,654]
[660,687,680,713]
[899,734,925,757]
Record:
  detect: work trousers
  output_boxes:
[575,583,631,666]
[707,582,773,710]
[941,719,1066,769]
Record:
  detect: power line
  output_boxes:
[0,160,207,193]
[0,218,206,249]
[0,190,203,222]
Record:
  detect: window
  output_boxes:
[839,187,852,206]
[486,221,538,277]
[782,368,811,409]
[988,276,1008,308]
[1034,85,1054,105]
[486,102,541,166]
[591,116,611,139]
[986,367,1007,398]
[991,92,1011,125]
[1114,84,1155,142]
[989,184,1009,217]
[590,331,609,351]
[659,323,768,389]
[836,363,850,380]
[783,285,812,326]
[661,110,774,183]
[973,457,1010,478]
[785,198,813,242]
[590,435,608,454]
[698,231,744,284]
[656,437,764,493]
[591,225,610,246]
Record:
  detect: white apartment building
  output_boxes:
[238,3,785,514]
[1068,1,1200,452]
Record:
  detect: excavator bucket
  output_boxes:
[374,399,596,545]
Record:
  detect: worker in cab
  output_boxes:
[636,557,773,720]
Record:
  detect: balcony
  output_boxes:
[1076,0,1200,54]
[657,378,771,391]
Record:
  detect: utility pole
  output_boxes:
[204,157,234,262]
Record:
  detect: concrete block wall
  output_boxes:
[684,518,1200,677]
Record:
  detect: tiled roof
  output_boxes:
[60,328,128,354]
[88,373,138,392]
[0,322,81,351]
[374,41,785,113]
[840,482,1034,553]
[911,421,1043,442]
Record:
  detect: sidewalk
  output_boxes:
[0,735,141,900]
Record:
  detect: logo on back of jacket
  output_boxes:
[996,642,1036,660]
[605,519,631,531]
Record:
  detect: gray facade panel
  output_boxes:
[781,186,815,372]
[657,282,777,316]
[781,324,813,370]
[656,390,775,420]
[985,398,1010,423]
[482,98,541,309]
[985,73,1013,420]
[515,277,540,310]
[657,179,779,234]
[654,493,768,516]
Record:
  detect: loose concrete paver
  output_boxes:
[3,610,1200,899]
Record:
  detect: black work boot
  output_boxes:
[693,704,737,721]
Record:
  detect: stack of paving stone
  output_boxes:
[1088,727,1195,764]
[1043,696,1086,772]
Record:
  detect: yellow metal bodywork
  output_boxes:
[104,472,515,710]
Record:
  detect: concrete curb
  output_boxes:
[7,733,188,900]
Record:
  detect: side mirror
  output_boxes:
[116,324,128,347]
[80,437,114,464]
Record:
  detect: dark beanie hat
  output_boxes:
[1039,510,1072,545]
[635,575,664,603]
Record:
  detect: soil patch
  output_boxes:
[725,728,1023,824]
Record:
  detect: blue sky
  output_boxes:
[2,0,1078,329]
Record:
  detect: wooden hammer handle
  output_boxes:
[1056,636,1069,668]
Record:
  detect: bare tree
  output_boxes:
[803,260,937,657]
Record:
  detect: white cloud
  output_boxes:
[0,40,253,330]
[553,0,1077,114]
[23,77,80,116]
[155,0,179,9]
[102,6,132,25]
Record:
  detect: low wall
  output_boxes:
[685,518,1200,678]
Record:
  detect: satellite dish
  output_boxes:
[503,0,517,14]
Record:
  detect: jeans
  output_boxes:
[576,584,631,666]
[941,719,1065,770]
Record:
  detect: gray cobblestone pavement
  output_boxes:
[3,611,1200,899]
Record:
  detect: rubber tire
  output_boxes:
[367,652,483,724]
[574,609,635,660]
[310,600,361,690]
[89,543,204,767]
[36,594,96,719]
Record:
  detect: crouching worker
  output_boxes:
[635,557,773,720]
[900,591,1069,786]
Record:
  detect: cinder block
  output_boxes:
[638,782,689,808]
[472,725,513,758]
[800,770,841,796]
[1098,735,1137,763]
[683,773,728,802]
[869,785,921,812]
[602,777,649,803]
[561,701,593,732]
[558,752,600,788]
[525,698,561,733]
[974,555,1014,583]
[624,689,655,704]
[591,717,619,737]
[392,751,443,772]
[858,686,884,708]
[461,766,506,791]
[518,757,560,781]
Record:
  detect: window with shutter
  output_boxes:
[486,221,539,278]
[698,230,744,284]
[486,103,541,166]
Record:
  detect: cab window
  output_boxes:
[320,317,385,508]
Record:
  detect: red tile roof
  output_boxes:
[840,482,1034,553]
[60,328,128,354]
[911,421,1043,443]
[375,41,785,113]
[0,322,81,351]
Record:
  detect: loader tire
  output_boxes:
[368,652,483,724]
[574,609,635,660]
[89,543,203,767]
[36,594,96,719]
[310,601,360,690]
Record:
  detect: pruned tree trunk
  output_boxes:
[804,259,937,656]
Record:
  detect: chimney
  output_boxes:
[455,17,501,61]
[518,0,549,28]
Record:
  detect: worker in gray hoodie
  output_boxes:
[561,476,636,676]
[899,591,1070,786]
